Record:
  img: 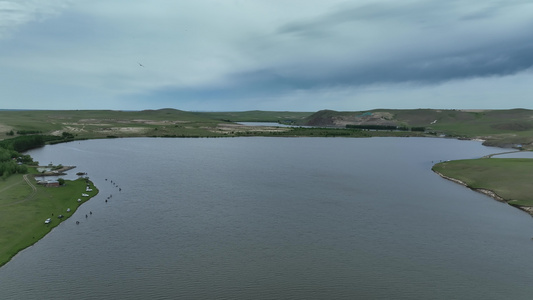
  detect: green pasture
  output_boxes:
[2,109,533,148]
[433,158,533,207]
[0,173,98,267]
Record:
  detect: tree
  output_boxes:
[61,132,74,139]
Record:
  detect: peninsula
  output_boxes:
[0,166,98,267]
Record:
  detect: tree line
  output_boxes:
[6,130,43,136]
[346,124,426,132]
[0,134,53,178]
[0,135,45,152]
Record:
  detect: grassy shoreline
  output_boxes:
[0,171,98,267]
[432,158,533,217]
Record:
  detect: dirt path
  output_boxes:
[482,150,522,158]
[23,174,37,193]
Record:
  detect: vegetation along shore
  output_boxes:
[1,108,532,267]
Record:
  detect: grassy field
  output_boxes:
[0,109,314,140]
[2,109,533,148]
[432,158,533,208]
[0,109,228,139]
[0,172,98,267]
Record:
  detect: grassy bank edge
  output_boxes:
[431,165,533,218]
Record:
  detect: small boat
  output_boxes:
[67,208,71,212]
[45,218,51,224]
[58,214,64,219]
[82,193,89,197]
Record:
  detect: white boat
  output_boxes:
[45,218,51,224]
[82,193,89,197]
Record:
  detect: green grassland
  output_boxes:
[0,109,229,139]
[432,158,533,208]
[0,173,98,267]
[2,109,533,148]
[0,109,314,140]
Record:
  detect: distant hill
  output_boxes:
[301,108,533,148]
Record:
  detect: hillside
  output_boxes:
[301,109,533,149]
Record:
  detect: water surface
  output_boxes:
[1,137,532,299]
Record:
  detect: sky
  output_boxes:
[1,0,533,111]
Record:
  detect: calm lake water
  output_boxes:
[1,137,533,299]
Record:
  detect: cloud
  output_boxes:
[0,0,71,38]
[134,0,533,108]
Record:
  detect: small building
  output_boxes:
[37,180,60,187]
[46,181,60,187]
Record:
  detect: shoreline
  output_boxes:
[432,169,533,218]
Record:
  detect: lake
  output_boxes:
[1,137,532,299]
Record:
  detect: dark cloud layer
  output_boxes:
[152,34,533,103]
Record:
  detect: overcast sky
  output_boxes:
[1,0,533,111]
